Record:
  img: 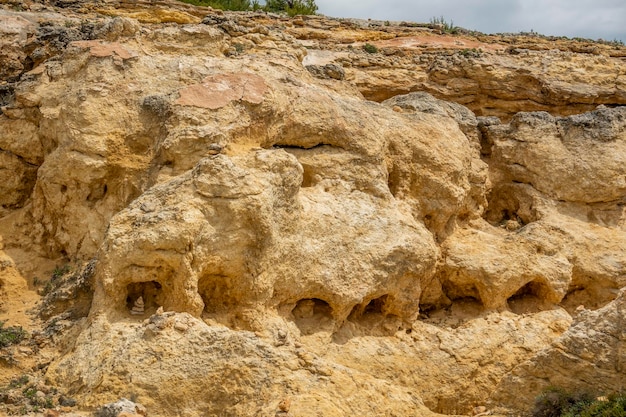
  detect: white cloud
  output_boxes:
[315,0,626,41]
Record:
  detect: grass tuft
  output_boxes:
[0,321,25,348]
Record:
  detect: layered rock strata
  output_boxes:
[0,1,625,416]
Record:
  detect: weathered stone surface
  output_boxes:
[439,219,572,309]
[94,149,437,326]
[327,306,572,415]
[70,40,138,60]
[343,47,626,119]
[305,63,346,80]
[0,2,625,416]
[175,72,268,109]
[0,11,37,80]
[490,289,626,412]
[47,314,445,417]
[484,108,626,203]
[0,150,38,215]
[96,398,147,417]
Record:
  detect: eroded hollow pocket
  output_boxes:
[291,298,334,335]
[126,281,162,315]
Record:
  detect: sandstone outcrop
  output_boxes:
[491,289,626,412]
[1,1,625,416]
[47,313,446,417]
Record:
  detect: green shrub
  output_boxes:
[177,0,252,11]
[0,321,26,348]
[533,388,626,417]
[430,15,458,34]
[40,264,71,295]
[362,43,378,54]
[458,48,481,58]
[563,393,626,417]
[265,0,317,16]
[177,0,317,14]
[52,264,70,280]
[8,375,29,388]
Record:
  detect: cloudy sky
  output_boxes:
[315,0,626,42]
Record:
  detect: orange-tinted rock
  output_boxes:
[175,73,268,109]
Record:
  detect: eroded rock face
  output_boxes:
[485,109,626,203]
[1,2,626,416]
[439,220,573,310]
[490,290,626,412]
[46,313,443,417]
[347,50,626,119]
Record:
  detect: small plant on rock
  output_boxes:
[362,43,378,54]
[42,264,71,295]
[0,321,25,348]
[179,0,318,14]
[458,48,482,58]
[8,375,29,389]
[52,264,71,280]
[533,387,626,417]
[562,393,626,417]
[265,0,318,16]
[430,15,458,34]
[177,0,252,10]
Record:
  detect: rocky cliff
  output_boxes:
[0,1,625,416]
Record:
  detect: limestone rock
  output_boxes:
[96,398,147,417]
[47,315,444,417]
[484,108,626,203]
[0,150,38,216]
[1,2,626,417]
[490,290,626,412]
[94,149,438,326]
[174,72,268,109]
[0,10,37,81]
[305,63,345,80]
[439,219,572,309]
[345,47,626,119]
[130,296,144,315]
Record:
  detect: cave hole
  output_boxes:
[274,145,325,188]
[292,298,332,320]
[484,184,539,227]
[507,280,546,314]
[86,183,108,202]
[273,143,328,151]
[386,167,400,198]
[126,281,162,315]
[500,209,526,227]
[291,298,334,335]
[0,84,15,107]
[560,283,619,314]
[364,295,387,315]
[349,295,389,320]
[23,56,34,73]
[417,303,437,319]
[442,281,483,306]
[198,274,233,316]
[300,164,315,187]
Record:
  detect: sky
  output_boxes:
[314,0,626,42]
